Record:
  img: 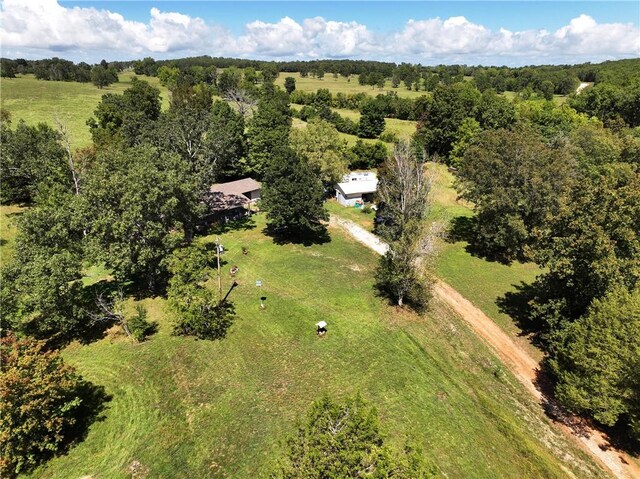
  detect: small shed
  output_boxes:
[335,171,378,207]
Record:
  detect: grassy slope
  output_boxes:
[0,72,169,148]
[0,212,600,479]
[290,104,416,147]
[327,164,543,358]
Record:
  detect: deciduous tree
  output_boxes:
[290,118,348,188]
[81,146,199,293]
[457,127,575,262]
[284,76,296,94]
[167,244,235,340]
[0,334,103,478]
[262,149,328,240]
[357,100,386,139]
[551,287,640,441]
[245,88,292,178]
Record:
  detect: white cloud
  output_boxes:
[1,0,638,65]
[0,0,211,54]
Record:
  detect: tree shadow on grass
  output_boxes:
[20,380,112,478]
[264,224,331,247]
[66,380,112,446]
[534,363,640,458]
[446,215,475,243]
[446,215,519,265]
[496,281,547,346]
[204,215,257,236]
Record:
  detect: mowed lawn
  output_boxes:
[0,72,169,148]
[0,210,603,479]
[328,163,543,358]
[275,72,430,99]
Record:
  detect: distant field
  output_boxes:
[0,208,602,479]
[275,72,430,99]
[501,90,567,105]
[1,72,169,148]
[291,106,416,146]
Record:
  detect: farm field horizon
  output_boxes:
[2,45,639,479]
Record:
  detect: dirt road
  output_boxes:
[330,216,640,479]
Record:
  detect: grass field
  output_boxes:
[0,209,603,479]
[1,72,169,148]
[0,204,24,264]
[276,72,429,99]
[327,163,543,358]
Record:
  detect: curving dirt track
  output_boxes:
[331,216,640,479]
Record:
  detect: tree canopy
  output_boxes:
[271,395,433,479]
[457,126,576,262]
[551,287,640,441]
[0,334,106,478]
[262,148,328,240]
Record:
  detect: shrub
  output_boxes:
[0,335,104,477]
[379,129,399,143]
[126,304,157,342]
[271,395,433,478]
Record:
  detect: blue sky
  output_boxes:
[2,1,639,65]
[69,1,639,33]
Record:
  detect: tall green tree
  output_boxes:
[0,120,70,204]
[457,127,575,262]
[550,287,640,441]
[261,149,328,239]
[515,100,590,143]
[81,146,199,292]
[357,100,386,139]
[245,88,292,178]
[167,244,235,340]
[217,67,242,95]
[90,65,118,89]
[271,395,432,479]
[290,118,348,188]
[413,82,481,159]
[87,77,161,147]
[531,165,640,333]
[203,100,247,181]
[1,185,88,341]
[284,76,296,94]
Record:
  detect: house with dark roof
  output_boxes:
[203,178,261,222]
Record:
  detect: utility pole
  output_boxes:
[215,237,222,302]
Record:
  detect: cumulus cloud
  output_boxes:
[0,0,211,54]
[1,0,638,64]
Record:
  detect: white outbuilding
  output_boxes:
[335,171,378,207]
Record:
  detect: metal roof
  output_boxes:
[211,178,261,196]
[336,179,378,196]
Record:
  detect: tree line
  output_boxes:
[452,106,640,442]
